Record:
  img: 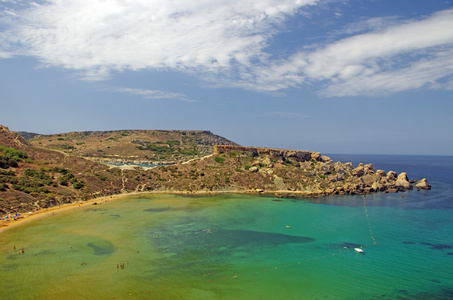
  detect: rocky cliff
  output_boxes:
[214,145,322,163]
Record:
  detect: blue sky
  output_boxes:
[1,0,453,155]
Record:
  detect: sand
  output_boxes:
[0,194,127,234]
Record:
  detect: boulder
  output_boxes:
[310,152,321,161]
[320,155,333,163]
[352,164,365,177]
[364,164,375,174]
[415,178,431,190]
[249,167,259,173]
[395,172,412,189]
[387,171,397,181]
[343,162,354,171]
[362,175,375,187]
[262,157,272,167]
[372,181,385,191]
[376,169,386,177]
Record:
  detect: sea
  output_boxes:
[0,154,452,299]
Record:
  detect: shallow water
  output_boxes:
[1,155,453,299]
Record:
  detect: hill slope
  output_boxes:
[1,125,430,218]
[25,130,238,165]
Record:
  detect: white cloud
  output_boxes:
[0,0,316,75]
[242,8,453,95]
[109,87,194,102]
[1,1,453,97]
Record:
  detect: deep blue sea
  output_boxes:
[0,154,452,299]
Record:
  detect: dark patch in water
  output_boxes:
[87,242,114,256]
[420,242,453,250]
[34,249,54,256]
[272,199,282,202]
[154,229,315,255]
[84,208,108,213]
[403,241,415,244]
[340,242,362,248]
[143,207,170,212]
[214,230,315,247]
[447,252,453,256]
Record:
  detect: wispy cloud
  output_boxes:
[0,1,453,97]
[235,8,453,95]
[0,0,316,76]
[109,87,194,102]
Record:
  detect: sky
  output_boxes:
[1,0,453,155]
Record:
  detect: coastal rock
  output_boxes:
[362,175,375,187]
[343,162,354,171]
[320,156,333,163]
[376,170,386,177]
[364,164,375,174]
[372,181,385,192]
[316,163,332,175]
[387,171,397,181]
[395,172,412,189]
[352,164,365,177]
[415,178,431,190]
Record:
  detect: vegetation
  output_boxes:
[0,145,28,169]
[214,156,225,163]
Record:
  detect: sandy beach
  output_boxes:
[0,194,128,234]
[0,188,327,234]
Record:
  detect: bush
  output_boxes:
[214,156,225,164]
[0,146,28,169]
[59,173,74,186]
[73,181,85,190]
[24,168,38,177]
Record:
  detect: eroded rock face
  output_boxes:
[415,178,431,190]
[214,145,320,163]
[212,145,428,196]
[395,172,412,189]
[387,171,397,181]
[364,164,375,174]
[376,170,386,177]
[352,164,365,177]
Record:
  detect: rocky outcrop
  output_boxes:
[214,145,322,163]
[415,178,431,190]
[213,145,427,197]
[395,172,412,189]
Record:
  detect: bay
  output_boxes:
[1,155,452,299]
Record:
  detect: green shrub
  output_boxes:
[73,181,85,190]
[0,146,28,169]
[167,140,180,147]
[214,156,225,163]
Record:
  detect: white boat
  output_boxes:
[354,248,364,253]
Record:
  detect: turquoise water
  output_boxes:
[1,155,453,299]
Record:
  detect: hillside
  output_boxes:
[25,130,238,165]
[1,125,431,218]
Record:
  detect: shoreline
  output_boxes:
[0,187,401,234]
[0,193,133,234]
